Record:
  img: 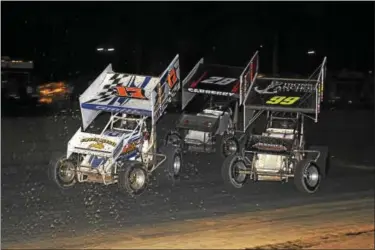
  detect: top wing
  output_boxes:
[81,73,160,116]
[245,77,319,113]
[245,56,326,117]
[79,54,181,130]
[185,64,243,97]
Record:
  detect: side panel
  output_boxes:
[79,64,113,131]
[159,54,181,98]
[150,54,182,125]
[151,90,156,126]
[240,51,259,105]
[317,57,327,112]
[152,81,170,124]
[313,57,327,121]
[182,58,204,110]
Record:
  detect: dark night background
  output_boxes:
[1,3,375,247]
[2,1,374,81]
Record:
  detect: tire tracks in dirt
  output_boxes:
[6,196,374,249]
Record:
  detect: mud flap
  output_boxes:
[308,145,329,178]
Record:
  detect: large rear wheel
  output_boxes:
[160,145,183,183]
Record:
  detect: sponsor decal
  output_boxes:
[89,142,105,150]
[167,68,178,89]
[122,142,138,154]
[81,137,116,147]
[94,105,151,116]
[187,88,236,96]
[255,81,315,94]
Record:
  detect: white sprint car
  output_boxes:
[49,54,182,196]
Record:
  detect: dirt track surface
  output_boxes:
[8,196,374,249]
[2,110,375,249]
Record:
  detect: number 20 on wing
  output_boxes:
[265,96,300,105]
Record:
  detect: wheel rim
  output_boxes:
[224,139,237,156]
[304,164,319,188]
[173,154,181,175]
[129,168,146,190]
[230,160,247,184]
[57,160,75,183]
[168,135,180,147]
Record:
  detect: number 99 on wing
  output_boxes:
[265,96,300,105]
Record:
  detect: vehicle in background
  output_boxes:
[165,51,260,160]
[1,56,73,110]
[1,56,38,105]
[325,69,373,110]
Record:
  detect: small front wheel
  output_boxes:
[118,163,149,196]
[49,155,76,189]
[294,160,321,194]
[218,134,240,159]
[221,154,249,189]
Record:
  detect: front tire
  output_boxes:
[218,134,240,159]
[221,154,249,189]
[48,155,76,189]
[118,163,149,196]
[294,160,321,194]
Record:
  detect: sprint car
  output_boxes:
[1,57,72,109]
[1,57,38,105]
[49,54,182,196]
[165,52,260,159]
[222,56,329,193]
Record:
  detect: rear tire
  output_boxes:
[118,163,149,196]
[294,160,321,194]
[160,145,183,183]
[221,154,248,189]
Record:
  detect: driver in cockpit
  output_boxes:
[121,113,137,130]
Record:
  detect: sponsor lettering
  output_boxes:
[95,105,151,116]
[96,106,125,112]
[187,88,235,96]
[81,137,116,147]
[255,80,315,94]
